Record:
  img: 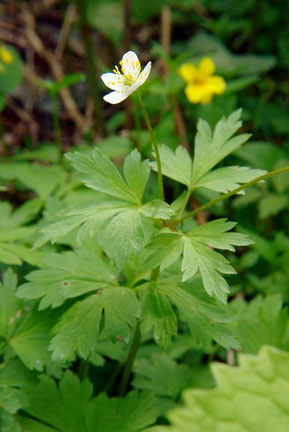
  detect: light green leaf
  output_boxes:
[158,280,239,350]
[50,287,140,361]
[186,218,254,251]
[140,200,174,220]
[104,207,144,269]
[66,149,135,203]
[259,194,288,219]
[34,201,126,248]
[17,250,116,309]
[0,163,66,198]
[195,166,265,194]
[9,308,57,372]
[150,346,289,432]
[0,269,21,340]
[150,145,192,186]
[123,149,150,202]
[192,109,250,183]
[231,295,289,354]
[143,220,252,303]
[86,391,157,432]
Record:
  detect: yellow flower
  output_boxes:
[179,57,226,105]
[0,45,13,64]
[101,51,151,104]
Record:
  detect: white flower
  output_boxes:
[101,51,151,104]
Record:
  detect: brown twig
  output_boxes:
[21,8,85,129]
[55,4,76,60]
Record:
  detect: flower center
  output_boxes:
[113,63,134,87]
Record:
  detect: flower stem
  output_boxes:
[136,90,164,201]
[174,166,289,225]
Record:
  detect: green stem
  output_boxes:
[118,265,160,396]
[136,90,164,201]
[118,322,141,397]
[51,93,62,155]
[176,187,193,219]
[174,166,289,225]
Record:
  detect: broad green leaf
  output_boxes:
[143,220,252,303]
[0,388,27,414]
[24,371,92,432]
[139,278,238,350]
[150,145,192,186]
[85,391,157,432]
[133,355,212,400]
[0,201,42,266]
[139,283,177,347]
[231,295,289,354]
[9,308,57,372]
[104,207,144,269]
[0,163,66,198]
[149,346,289,432]
[151,112,254,197]
[189,32,276,75]
[140,200,175,220]
[50,287,140,361]
[34,201,126,248]
[0,269,21,340]
[123,149,150,203]
[259,193,288,219]
[195,166,265,194]
[192,109,250,183]
[17,250,117,309]
[186,219,253,251]
[66,149,136,203]
[158,280,239,350]
[0,269,57,372]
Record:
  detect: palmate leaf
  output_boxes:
[143,219,252,303]
[34,149,173,269]
[0,269,58,373]
[0,201,42,266]
[231,295,289,354]
[17,249,117,309]
[0,163,66,199]
[50,286,140,361]
[0,359,36,415]
[86,391,157,432]
[66,148,149,204]
[23,371,92,432]
[148,346,289,432]
[139,279,239,350]
[20,370,156,432]
[151,110,262,195]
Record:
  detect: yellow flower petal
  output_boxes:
[185,83,208,104]
[207,75,226,94]
[200,93,213,105]
[179,63,197,83]
[0,46,13,64]
[198,57,215,76]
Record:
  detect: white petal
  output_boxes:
[121,51,141,80]
[101,73,125,90]
[138,61,151,85]
[103,90,130,104]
